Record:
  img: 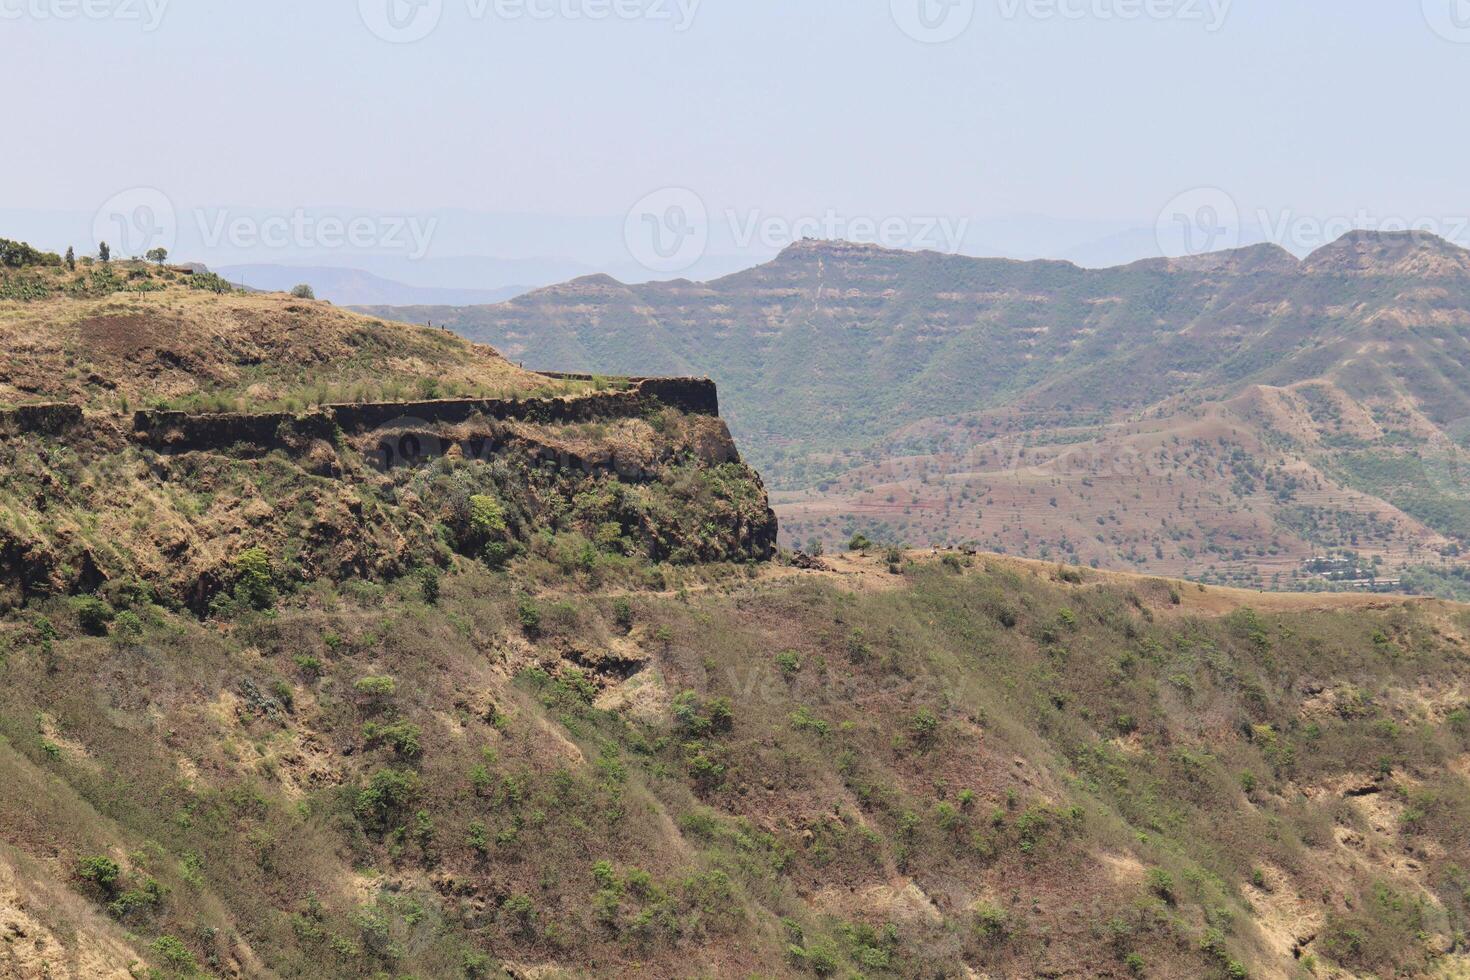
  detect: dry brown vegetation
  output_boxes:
[0,261,574,413]
[6,545,1470,978]
[5,241,1470,978]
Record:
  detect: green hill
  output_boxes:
[360,232,1470,591]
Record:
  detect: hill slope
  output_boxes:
[4,240,1470,978]
[7,546,1470,978]
[362,232,1470,589]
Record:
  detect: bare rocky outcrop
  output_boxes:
[126,377,723,456]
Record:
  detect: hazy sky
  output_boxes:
[5,1,1469,280]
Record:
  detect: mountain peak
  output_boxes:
[1160,242,1300,275]
[773,238,906,261]
[1302,229,1470,277]
[566,272,627,288]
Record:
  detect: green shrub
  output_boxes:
[975,902,1009,940]
[150,935,195,972]
[612,597,633,631]
[465,494,511,562]
[467,820,490,856]
[672,692,734,736]
[355,768,420,827]
[806,940,840,975]
[500,894,537,936]
[775,650,801,676]
[470,494,507,535]
[790,706,831,737]
[112,610,144,640]
[419,566,441,605]
[517,598,542,636]
[354,675,397,700]
[463,951,496,978]
[909,708,940,749]
[76,856,121,896]
[363,720,423,758]
[1146,868,1175,903]
[232,547,276,610]
[74,595,115,635]
[107,878,165,922]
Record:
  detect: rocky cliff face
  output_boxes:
[0,382,776,612]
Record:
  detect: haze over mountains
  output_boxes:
[362,230,1470,592]
[27,202,1466,307]
[212,265,528,307]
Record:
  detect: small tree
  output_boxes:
[466,493,508,556]
[64,246,75,270]
[232,547,275,610]
[146,247,168,264]
[290,283,315,299]
[98,241,111,263]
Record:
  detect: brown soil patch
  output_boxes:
[76,312,170,359]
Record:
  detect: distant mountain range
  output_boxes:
[360,231,1470,590]
[213,264,529,307]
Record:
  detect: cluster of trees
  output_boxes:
[1,237,172,270]
[0,238,63,268]
[95,242,169,264]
